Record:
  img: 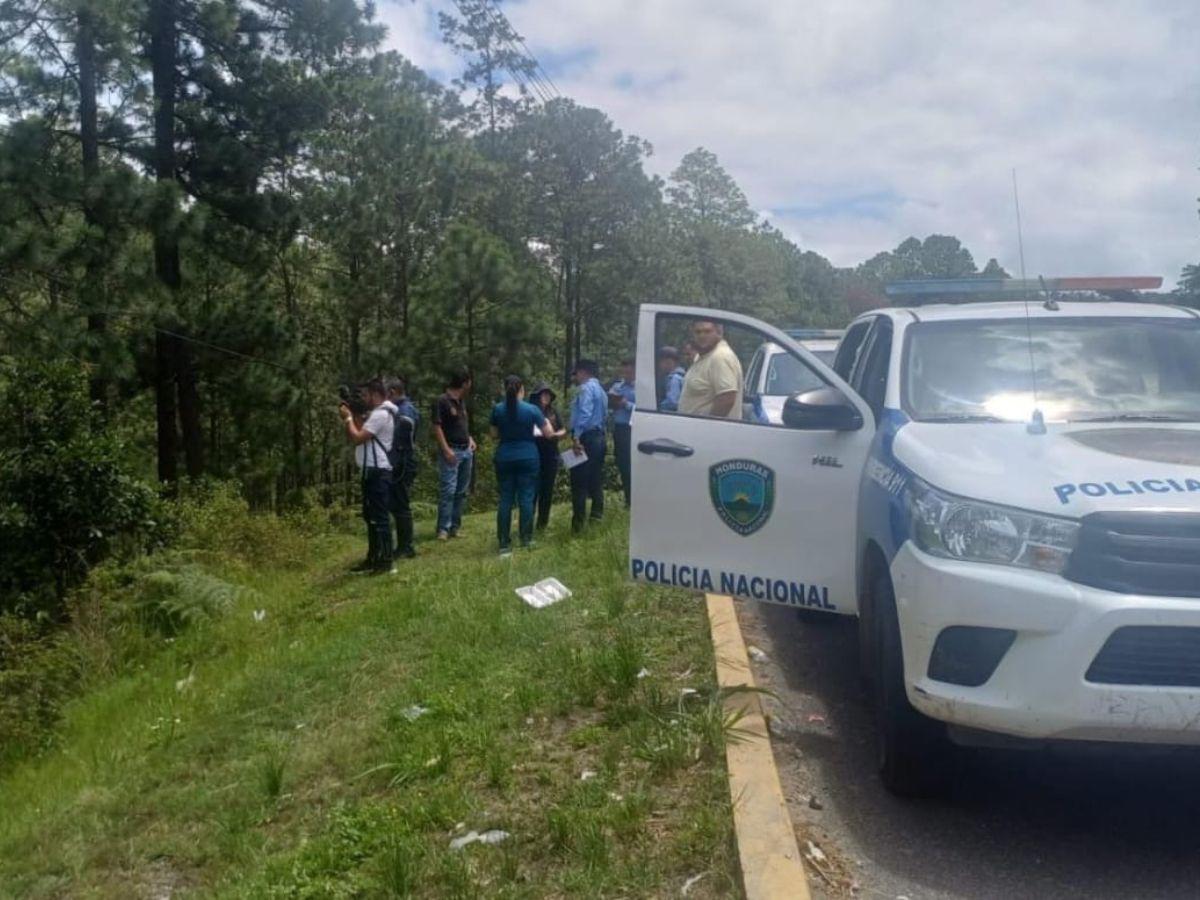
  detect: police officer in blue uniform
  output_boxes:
[608,358,636,507]
[569,359,608,532]
[657,346,685,412]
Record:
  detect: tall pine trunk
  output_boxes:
[77,7,107,414]
[149,0,204,482]
[561,255,575,390]
[178,349,204,478]
[150,0,179,483]
[278,248,307,500]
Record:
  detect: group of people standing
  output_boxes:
[341,318,741,568]
[487,358,635,556]
[339,358,639,567]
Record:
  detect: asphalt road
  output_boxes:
[736,601,1200,900]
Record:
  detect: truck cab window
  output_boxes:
[851,318,892,424]
[834,319,872,382]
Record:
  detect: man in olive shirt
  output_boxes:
[678,319,744,419]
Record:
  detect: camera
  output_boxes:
[337,383,369,419]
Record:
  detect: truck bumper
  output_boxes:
[890,542,1200,744]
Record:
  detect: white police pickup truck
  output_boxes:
[629,299,1200,794]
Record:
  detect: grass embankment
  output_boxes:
[0,508,740,898]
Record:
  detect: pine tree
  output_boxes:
[438,0,537,149]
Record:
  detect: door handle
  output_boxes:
[637,438,694,458]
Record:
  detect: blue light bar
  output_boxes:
[885,276,1162,299]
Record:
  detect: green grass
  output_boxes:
[0,507,741,898]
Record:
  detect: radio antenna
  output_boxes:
[1012,168,1028,284]
[1012,169,1046,434]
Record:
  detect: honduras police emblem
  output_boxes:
[709,459,775,536]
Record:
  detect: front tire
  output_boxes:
[872,569,949,797]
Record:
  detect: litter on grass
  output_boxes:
[515,577,572,609]
[401,705,429,722]
[681,872,709,896]
[449,829,510,851]
[253,609,266,622]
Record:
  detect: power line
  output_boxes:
[486,0,560,96]
[155,326,298,373]
[452,0,559,106]
[0,271,300,374]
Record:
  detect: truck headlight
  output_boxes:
[904,477,1079,574]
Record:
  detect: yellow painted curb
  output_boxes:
[706,594,810,900]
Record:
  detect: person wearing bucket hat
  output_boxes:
[530,380,567,529]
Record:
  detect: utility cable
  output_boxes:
[0,271,301,374]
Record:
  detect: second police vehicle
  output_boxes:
[629,278,1200,794]
[744,329,843,425]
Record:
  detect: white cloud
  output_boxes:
[375,0,459,79]
[382,0,1200,284]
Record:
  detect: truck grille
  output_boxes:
[1063,512,1200,598]
[1086,626,1200,687]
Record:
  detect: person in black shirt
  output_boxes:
[529,381,567,530]
[432,368,475,540]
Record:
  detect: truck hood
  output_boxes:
[892,422,1200,517]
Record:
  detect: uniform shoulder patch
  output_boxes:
[709,459,775,536]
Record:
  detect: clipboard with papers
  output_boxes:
[560,447,588,470]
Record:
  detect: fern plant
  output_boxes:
[129,556,259,636]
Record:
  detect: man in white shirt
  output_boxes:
[678,319,744,419]
[340,379,395,574]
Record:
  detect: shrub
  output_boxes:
[0,615,79,765]
[174,481,319,566]
[0,359,165,620]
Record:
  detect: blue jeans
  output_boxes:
[495,456,539,549]
[437,447,473,533]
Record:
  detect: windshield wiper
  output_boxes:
[1072,413,1196,423]
[920,413,1005,423]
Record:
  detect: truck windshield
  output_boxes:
[904,317,1200,423]
[765,352,825,396]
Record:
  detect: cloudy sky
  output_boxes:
[378,0,1199,285]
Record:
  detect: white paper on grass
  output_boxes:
[449,829,509,851]
[516,577,572,609]
[560,447,588,469]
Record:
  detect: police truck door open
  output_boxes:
[630,305,874,613]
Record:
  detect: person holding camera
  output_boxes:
[340,379,395,575]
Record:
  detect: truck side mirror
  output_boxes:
[782,386,864,431]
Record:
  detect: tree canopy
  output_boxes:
[0,0,1001,506]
